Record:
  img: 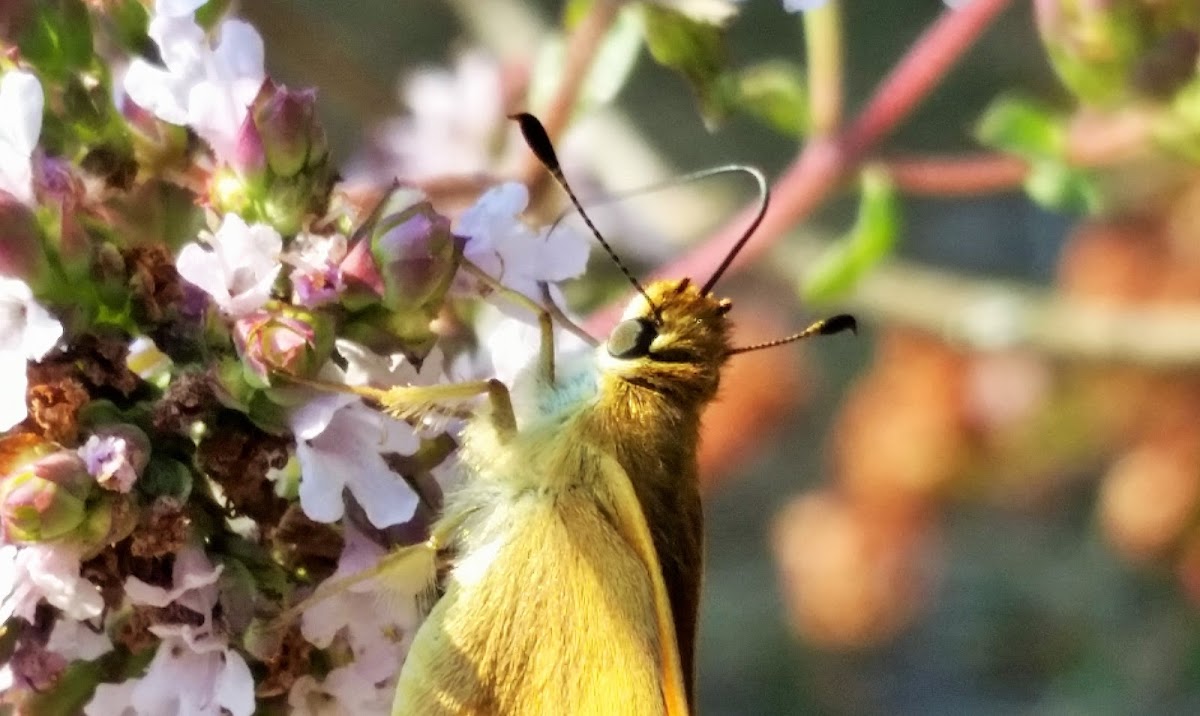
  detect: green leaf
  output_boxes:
[1025,160,1102,214]
[194,0,233,31]
[107,0,151,55]
[734,60,808,138]
[976,95,1066,159]
[18,0,94,80]
[139,457,194,501]
[563,0,593,28]
[802,167,899,304]
[640,4,735,126]
[531,6,643,113]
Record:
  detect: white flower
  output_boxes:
[289,397,421,529]
[456,182,590,307]
[360,52,506,181]
[85,630,255,716]
[0,69,43,205]
[287,667,394,716]
[176,214,282,317]
[285,232,349,308]
[292,522,421,714]
[123,1,265,161]
[46,617,114,661]
[0,275,63,430]
[123,546,222,612]
[87,548,255,716]
[289,351,425,528]
[0,544,103,624]
[468,303,590,387]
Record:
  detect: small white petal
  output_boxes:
[0,70,44,158]
[19,297,63,359]
[295,441,348,524]
[84,679,139,716]
[212,648,255,716]
[176,242,232,306]
[122,59,190,125]
[0,350,30,431]
[212,20,266,81]
[47,618,114,661]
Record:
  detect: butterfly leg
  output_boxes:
[459,258,556,384]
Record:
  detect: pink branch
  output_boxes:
[587,0,1013,330]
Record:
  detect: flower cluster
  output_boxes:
[0,2,587,713]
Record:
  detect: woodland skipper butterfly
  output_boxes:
[279,113,855,715]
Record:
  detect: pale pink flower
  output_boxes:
[88,548,255,716]
[123,1,265,161]
[293,523,423,714]
[362,52,507,181]
[79,434,139,493]
[0,70,43,205]
[0,275,63,430]
[456,182,590,306]
[176,214,282,317]
[285,232,349,308]
[46,617,114,661]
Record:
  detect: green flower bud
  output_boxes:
[0,452,93,543]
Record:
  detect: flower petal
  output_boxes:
[0,70,44,159]
[0,350,29,432]
[212,648,255,716]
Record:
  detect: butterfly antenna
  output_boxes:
[699,165,769,295]
[511,113,661,322]
[726,314,857,356]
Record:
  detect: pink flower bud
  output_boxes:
[371,200,459,312]
[254,85,327,179]
[339,237,386,305]
[231,112,268,179]
[233,304,334,386]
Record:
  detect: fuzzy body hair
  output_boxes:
[392,280,732,715]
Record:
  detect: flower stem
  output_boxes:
[803,0,844,137]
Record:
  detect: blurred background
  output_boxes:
[244,1,1200,713]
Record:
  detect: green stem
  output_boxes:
[803,0,844,137]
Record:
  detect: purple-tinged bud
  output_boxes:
[78,424,151,493]
[339,237,386,307]
[0,189,42,279]
[371,200,460,313]
[0,451,93,543]
[255,85,327,179]
[233,303,334,387]
[231,112,268,179]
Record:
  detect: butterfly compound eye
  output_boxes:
[607,318,658,359]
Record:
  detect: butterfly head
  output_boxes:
[602,277,733,404]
